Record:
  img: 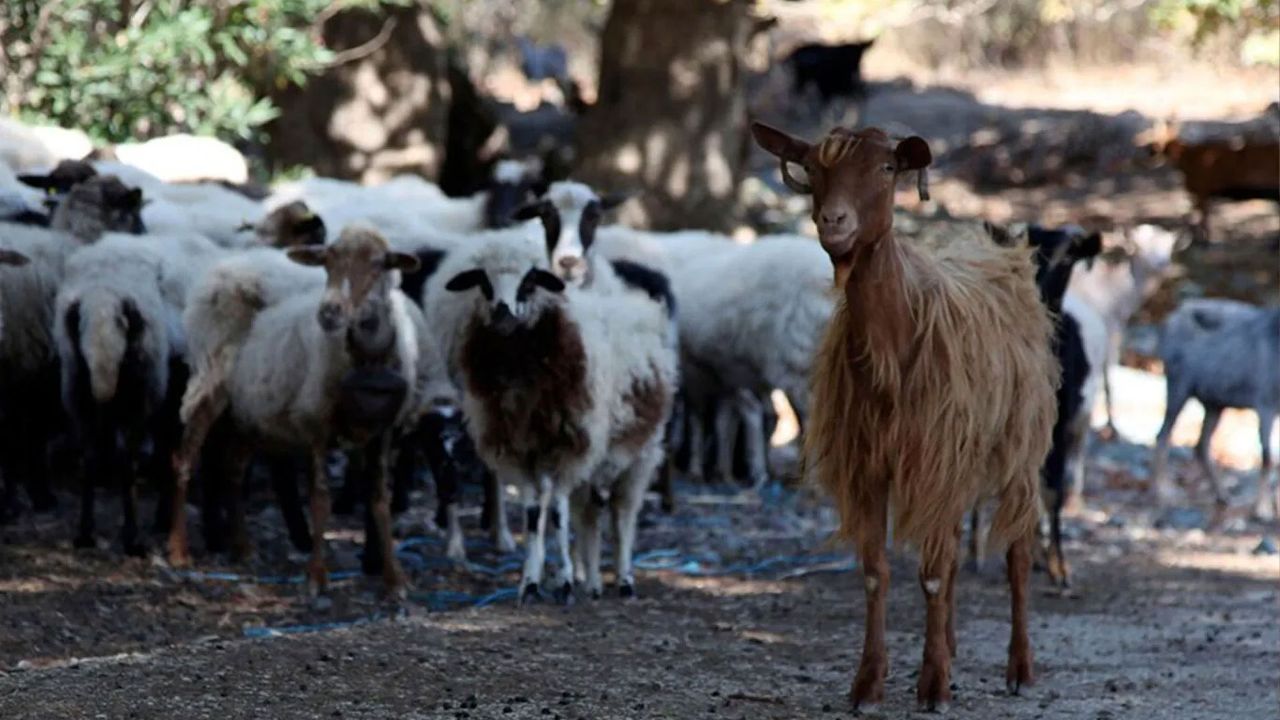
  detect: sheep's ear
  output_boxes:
[445,269,487,292]
[286,246,328,267]
[599,191,633,211]
[0,249,30,266]
[17,173,55,191]
[512,199,550,221]
[1075,231,1103,261]
[529,268,565,293]
[385,251,421,273]
[125,188,144,209]
[751,121,810,163]
[894,136,932,171]
[293,214,325,237]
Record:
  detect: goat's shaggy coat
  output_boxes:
[753,121,1055,711]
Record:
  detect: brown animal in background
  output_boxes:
[752,122,1057,712]
[1151,122,1280,242]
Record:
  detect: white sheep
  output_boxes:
[431,235,677,601]
[109,134,249,185]
[54,232,222,554]
[169,225,425,599]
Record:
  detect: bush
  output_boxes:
[0,0,400,144]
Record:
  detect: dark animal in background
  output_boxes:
[1152,299,1280,520]
[784,39,875,104]
[517,37,569,83]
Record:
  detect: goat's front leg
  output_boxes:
[519,474,552,605]
[917,533,958,712]
[849,490,889,712]
[490,469,516,554]
[1253,409,1278,520]
[306,445,332,599]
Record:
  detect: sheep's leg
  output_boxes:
[118,428,146,558]
[1006,533,1036,694]
[75,416,107,550]
[966,506,985,571]
[306,446,332,598]
[268,455,312,555]
[225,440,253,562]
[332,449,361,516]
[1197,406,1227,517]
[849,493,889,711]
[612,454,658,599]
[685,401,706,483]
[519,475,552,604]
[713,396,738,484]
[551,490,574,604]
[571,486,603,598]
[738,391,770,488]
[1099,343,1119,442]
[917,536,957,712]
[365,434,405,598]
[490,470,516,554]
[1253,409,1278,520]
[389,438,417,516]
[168,391,224,567]
[1152,384,1190,505]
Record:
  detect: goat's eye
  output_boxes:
[882,163,895,173]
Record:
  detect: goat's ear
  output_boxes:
[599,191,633,211]
[894,136,932,171]
[286,246,328,267]
[0,249,30,266]
[385,251,421,273]
[751,121,810,163]
[445,269,487,292]
[512,199,550,221]
[529,268,565,294]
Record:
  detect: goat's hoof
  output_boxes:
[851,701,881,717]
[1006,654,1035,695]
[519,582,541,606]
[916,662,952,712]
[73,534,97,550]
[122,539,148,558]
[618,581,636,600]
[553,581,574,606]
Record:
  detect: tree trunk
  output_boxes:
[576,0,757,231]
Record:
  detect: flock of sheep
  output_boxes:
[0,110,1276,709]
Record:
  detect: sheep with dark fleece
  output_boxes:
[785,39,876,104]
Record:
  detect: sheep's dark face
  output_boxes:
[1028,225,1102,312]
[53,175,147,236]
[256,201,326,248]
[751,122,931,260]
[18,160,98,199]
[287,226,419,334]
[513,181,628,285]
[445,264,565,336]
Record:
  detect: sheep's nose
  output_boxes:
[317,304,343,331]
[558,256,580,271]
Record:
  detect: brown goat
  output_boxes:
[753,122,1057,712]
[1158,131,1280,242]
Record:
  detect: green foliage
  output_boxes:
[1152,0,1280,63]
[0,0,401,144]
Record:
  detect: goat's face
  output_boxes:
[1125,224,1183,279]
[751,122,931,259]
[445,263,566,336]
[256,201,327,248]
[1027,225,1102,311]
[513,181,628,285]
[287,225,419,335]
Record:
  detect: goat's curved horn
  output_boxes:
[780,160,811,194]
[916,168,930,202]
